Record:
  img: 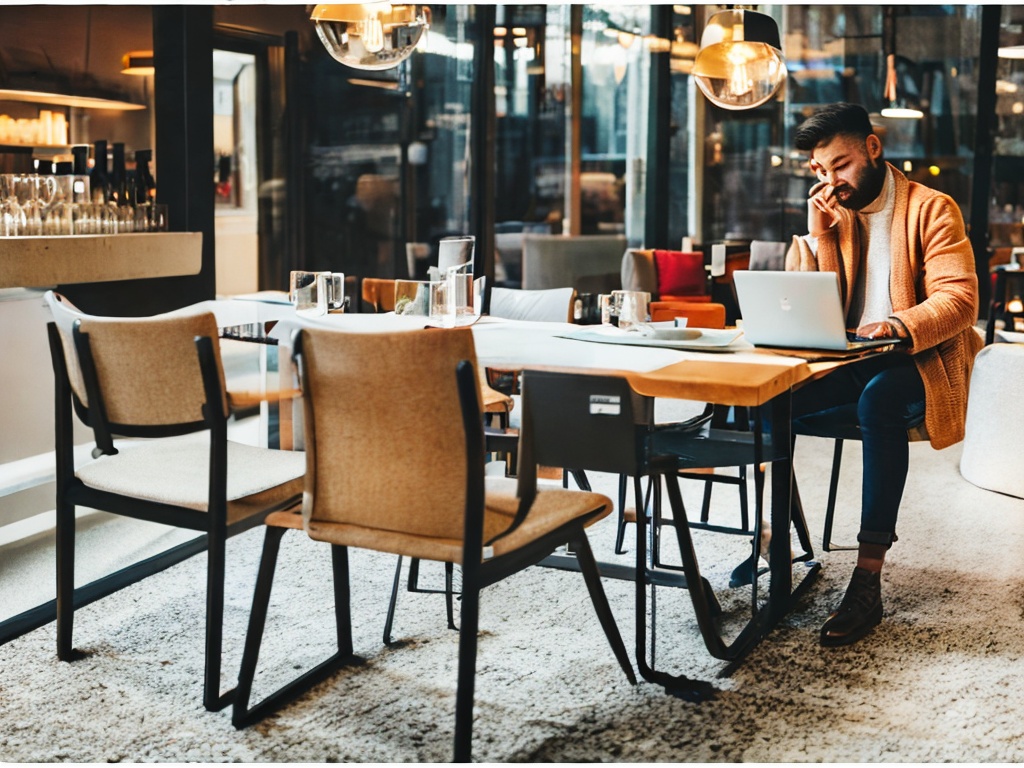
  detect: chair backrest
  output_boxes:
[489,287,575,322]
[621,249,658,294]
[519,370,648,480]
[361,277,397,312]
[621,248,706,299]
[295,327,485,545]
[45,290,90,406]
[521,234,626,292]
[748,240,787,271]
[650,301,726,328]
[72,308,226,432]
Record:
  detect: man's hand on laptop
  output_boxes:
[853,319,908,341]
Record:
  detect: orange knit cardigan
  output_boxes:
[785,163,983,449]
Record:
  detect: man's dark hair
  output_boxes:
[794,102,875,151]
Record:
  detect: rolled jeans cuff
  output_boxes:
[857,529,898,548]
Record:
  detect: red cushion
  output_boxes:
[654,250,705,297]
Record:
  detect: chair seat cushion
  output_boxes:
[76,432,305,523]
[303,475,611,563]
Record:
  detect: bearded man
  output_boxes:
[784,102,983,646]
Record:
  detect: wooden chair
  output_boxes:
[44,291,305,711]
[231,327,635,761]
[358,276,515,641]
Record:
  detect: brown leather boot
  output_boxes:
[820,566,883,647]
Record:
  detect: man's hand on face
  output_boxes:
[807,159,841,235]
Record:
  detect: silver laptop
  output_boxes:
[733,270,896,352]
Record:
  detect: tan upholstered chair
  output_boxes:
[44,291,305,711]
[231,327,635,761]
[358,277,514,641]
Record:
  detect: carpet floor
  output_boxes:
[2,433,1024,762]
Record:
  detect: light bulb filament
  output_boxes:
[362,14,385,53]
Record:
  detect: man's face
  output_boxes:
[809,133,887,211]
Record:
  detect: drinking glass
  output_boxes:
[290,271,345,317]
[437,235,475,273]
[430,270,476,328]
[21,198,43,235]
[149,203,169,232]
[394,279,433,316]
[42,200,73,235]
[1,197,24,236]
[612,290,651,332]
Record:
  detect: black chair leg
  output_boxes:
[445,562,457,630]
[383,555,403,645]
[453,582,481,762]
[571,531,636,685]
[56,498,75,661]
[204,520,232,711]
[233,530,361,729]
[822,438,856,551]
[614,473,629,555]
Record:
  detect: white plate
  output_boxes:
[643,327,702,341]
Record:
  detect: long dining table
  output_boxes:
[214,303,856,693]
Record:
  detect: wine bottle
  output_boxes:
[110,142,127,205]
[71,146,89,176]
[71,145,91,203]
[133,149,156,205]
[90,140,109,203]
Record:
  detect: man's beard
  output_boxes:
[834,158,887,211]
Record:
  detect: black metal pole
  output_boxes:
[969,5,1001,310]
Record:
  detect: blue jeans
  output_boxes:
[790,354,925,547]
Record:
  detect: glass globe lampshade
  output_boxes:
[311,3,430,71]
[692,9,786,110]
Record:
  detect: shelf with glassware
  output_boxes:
[0,231,202,289]
[2,140,163,237]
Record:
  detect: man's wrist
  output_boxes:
[888,315,910,338]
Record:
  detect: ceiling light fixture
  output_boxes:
[311,3,430,71]
[121,51,154,76]
[880,8,923,119]
[692,9,786,110]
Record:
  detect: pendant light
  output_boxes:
[311,4,430,71]
[880,8,923,119]
[121,51,155,77]
[692,9,786,110]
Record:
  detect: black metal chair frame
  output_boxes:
[794,405,928,553]
[231,333,636,763]
[613,403,762,562]
[520,369,820,701]
[47,321,299,712]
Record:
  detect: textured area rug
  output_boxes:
[2,434,1024,762]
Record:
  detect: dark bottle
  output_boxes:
[110,142,128,205]
[71,146,89,176]
[133,149,156,205]
[90,140,109,203]
[71,145,91,202]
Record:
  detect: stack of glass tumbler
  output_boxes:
[0,172,167,237]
